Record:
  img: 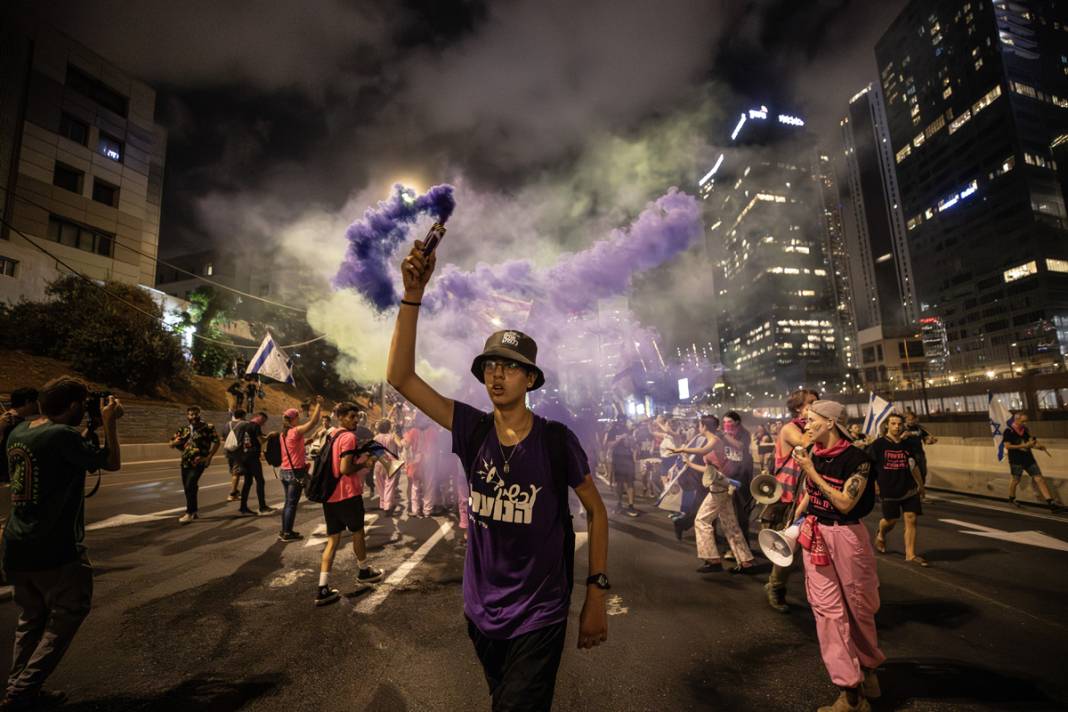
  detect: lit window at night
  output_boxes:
[1047,259,1068,274]
[98,133,123,162]
[1003,261,1037,283]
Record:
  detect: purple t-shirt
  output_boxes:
[452,401,589,640]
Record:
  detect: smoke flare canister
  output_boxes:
[422,223,447,256]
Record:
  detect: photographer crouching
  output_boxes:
[1,377,123,710]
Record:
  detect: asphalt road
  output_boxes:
[1,460,1066,711]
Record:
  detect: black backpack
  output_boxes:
[304,432,340,503]
[464,414,576,593]
[264,431,283,467]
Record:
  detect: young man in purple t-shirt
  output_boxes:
[387,239,610,710]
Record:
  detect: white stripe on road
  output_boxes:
[86,501,284,531]
[87,507,186,530]
[303,515,380,548]
[355,520,453,614]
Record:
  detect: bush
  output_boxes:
[0,275,189,394]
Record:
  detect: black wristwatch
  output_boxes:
[585,573,611,590]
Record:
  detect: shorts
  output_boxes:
[1010,462,1042,478]
[613,466,635,486]
[881,493,923,519]
[323,496,366,535]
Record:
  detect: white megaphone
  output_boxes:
[759,520,801,567]
[750,474,783,505]
[387,458,406,478]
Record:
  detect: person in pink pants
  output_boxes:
[372,419,403,514]
[791,400,885,712]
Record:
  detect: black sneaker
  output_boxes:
[258,507,277,516]
[1048,500,1063,513]
[625,506,639,518]
[356,566,384,584]
[1008,497,1022,508]
[278,531,302,543]
[315,586,340,607]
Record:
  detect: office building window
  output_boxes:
[0,256,17,277]
[65,64,128,117]
[58,113,88,146]
[53,162,83,194]
[46,215,114,257]
[1003,261,1037,283]
[98,133,123,162]
[1047,258,1068,273]
[92,179,119,207]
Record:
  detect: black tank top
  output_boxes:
[806,446,874,524]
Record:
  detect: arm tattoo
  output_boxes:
[845,467,868,500]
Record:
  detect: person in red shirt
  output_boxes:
[315,402,385,607]
[278,396,323,542]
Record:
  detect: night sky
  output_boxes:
[15,0,907,257]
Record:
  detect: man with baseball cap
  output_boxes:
[387,238,609,711]
[278,396,323,542]
[791,400,884,712]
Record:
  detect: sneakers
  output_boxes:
[817,691,871,712]
[227,493,240,502]
[861,668,881,699]
[237,508,255,516]
[178,512,198,525]
[315,586,340,607]
[0,689,68,710]
[278,531,303,543]
[1047,499,1063,513]
[764,583,789,613]
[1008,496,1022,508]
[356,566,384,584]
[257,507,277,516]
[696,561,721,574]
[625,506,639,518]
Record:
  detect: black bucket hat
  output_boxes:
[470,330,545,391]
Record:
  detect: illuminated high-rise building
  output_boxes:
[699,107,846,400]
[839,82,926,389]
[876,0,1068,379]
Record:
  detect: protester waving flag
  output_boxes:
[246,332,295,385]
[862,392,895,437]
[988,393,1015,462]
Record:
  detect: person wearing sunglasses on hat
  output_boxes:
[387,238,609,711]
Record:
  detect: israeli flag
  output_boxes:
[862,392,895,437]
[246,332,294,385]
[988,393,1015,462]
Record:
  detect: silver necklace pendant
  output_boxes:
[503,463,510,475]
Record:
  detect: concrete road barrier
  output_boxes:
[926,437,1066,504]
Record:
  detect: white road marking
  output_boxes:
[303,515,379,548]
[354,520,454,614]
[939,518,1068,552]
[606,594,628,616]
[86,507,186,530]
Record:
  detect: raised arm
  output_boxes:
[296,396,324,437]
[386,243,454,431]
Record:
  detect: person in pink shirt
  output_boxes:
[372,419,404,515]
[316,402,385,607]
[278,396,323,542]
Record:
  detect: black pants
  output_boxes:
[180,465,206,514]
[240,459,267,511]
[467,618,567,711]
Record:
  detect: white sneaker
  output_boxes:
[178,513,197,525]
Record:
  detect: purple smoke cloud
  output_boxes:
[333,183,455,309]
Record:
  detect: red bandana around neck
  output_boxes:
[812,437,851,459]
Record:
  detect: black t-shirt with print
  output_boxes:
[1002,426,1037,467]
[805,446,874,525]
[868,436,922,500]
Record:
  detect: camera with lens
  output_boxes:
[85,391,111,431]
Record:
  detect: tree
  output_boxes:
[175,286,238,377]
[0,275,188,393]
